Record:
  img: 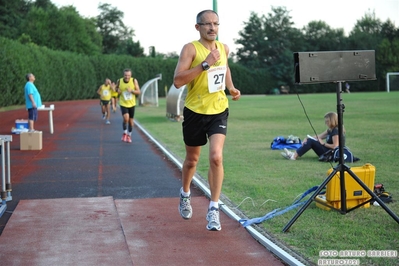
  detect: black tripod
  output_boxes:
[283,81,399,232]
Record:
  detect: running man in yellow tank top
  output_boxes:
[115,68,141,143]
[173,10,241,231]
[97,78,115,125]
[111,83,119,112]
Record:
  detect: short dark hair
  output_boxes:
[25,73,32,81]
[196,10,218,24]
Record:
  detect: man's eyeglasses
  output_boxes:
[198,22,220,27]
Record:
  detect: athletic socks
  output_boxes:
[209,201,219,210]
[180,187,190,197]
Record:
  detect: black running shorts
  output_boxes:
[182,107,229,146]
[100,100,110,106]
[120,105,136,119]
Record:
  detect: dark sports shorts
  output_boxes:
[100,100,110,106]
[120,106,136,119]
[182,107,229,146]
[28,108,38,121]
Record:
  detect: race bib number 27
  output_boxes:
[207,66,227,93]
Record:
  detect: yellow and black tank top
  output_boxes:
[99,84,112,101]
[118,78,136,108]
[185,40,228,115]
[111,86,118,98]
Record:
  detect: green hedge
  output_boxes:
[0,37,275,108]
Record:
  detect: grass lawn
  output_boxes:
[135,91,399,266]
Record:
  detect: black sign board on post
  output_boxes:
[294,50,376,84]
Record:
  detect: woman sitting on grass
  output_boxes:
[281,112,344,160]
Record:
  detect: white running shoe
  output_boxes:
[179,194,192,219]
[206,207,221,231]
[281,148,295,160]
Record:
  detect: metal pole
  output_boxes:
[1,138,6,202]
[0,138,6,218]
[213,0,218,41]
[337,81,347,212]
[213,0,218,13]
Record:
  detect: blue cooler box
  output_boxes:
[15,119,29,129]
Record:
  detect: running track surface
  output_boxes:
[0,100,286,265]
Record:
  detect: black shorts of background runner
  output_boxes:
[100,100,110,106]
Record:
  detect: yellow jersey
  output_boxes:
[99,84,112,101]
[185,40,228,115]
[118,78,137,108]
[111,88,118,98]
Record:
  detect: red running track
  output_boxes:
[0,100,287,265]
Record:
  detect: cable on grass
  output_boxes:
[234,197,278,209]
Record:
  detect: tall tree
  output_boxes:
[84,17,103,54]
[348,11,383,50]
[380,19,399,42]
[34,0,55,9]
[0,0,30,39]
[235,7,303,86]
[348,11,386,90]
[20,5,102,55]
[376,19,399,90]
[235,12,266,68]
[302,21,347,51]
[96,3,143,56]
[21,6,52,47]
